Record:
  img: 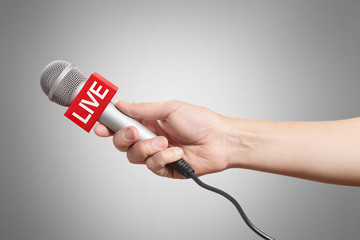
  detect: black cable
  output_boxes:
[189,172,275,240]
[168,158,275,239]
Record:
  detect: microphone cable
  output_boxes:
[168,159,275,240]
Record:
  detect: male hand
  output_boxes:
[94,100,235,179]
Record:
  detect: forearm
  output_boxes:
[226,117,360,186]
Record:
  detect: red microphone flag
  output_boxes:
[64,73,118,132]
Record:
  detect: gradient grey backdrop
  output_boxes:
[0,0,359,239]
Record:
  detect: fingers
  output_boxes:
[119,134,185,178]
[112,126,139,152]
[126,136,168,164]
[94,123,113,137]
[146,147,184,177]
[115,100,183,121]
[94,124,140,151]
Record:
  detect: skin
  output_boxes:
[94,100,360,186]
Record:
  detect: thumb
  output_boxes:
[114,100,182,121]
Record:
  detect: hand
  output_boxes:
[94,100,236,179]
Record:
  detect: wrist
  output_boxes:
[223,117,270,170]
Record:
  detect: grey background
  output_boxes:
[0,0,359,239]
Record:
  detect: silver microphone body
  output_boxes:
[98,102,156,141]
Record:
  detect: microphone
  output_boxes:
[40,60,275,240]
[40,60,195,178]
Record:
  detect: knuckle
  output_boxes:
[113,135,127,152]
[126,139,160,164]
[139,140,157,157]
[153,151,166,165]
[126,150,138,164]
[112,128,138,152]
[145,157,154,170]
[146,157,162,175]
[153,149,172,166]
[144,152,164,171]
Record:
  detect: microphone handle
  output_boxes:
[98,102,195,178]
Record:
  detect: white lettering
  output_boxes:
[79,102,94,114]
[72,112,91,124]
[71,81,111,126]
[89,81,109,100]
[80,91,99,107]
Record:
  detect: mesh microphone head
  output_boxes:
[40,60,87,107]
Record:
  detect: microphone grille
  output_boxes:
[40,60,87,107]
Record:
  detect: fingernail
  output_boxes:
[153,137,167,149]
[174,148,183,158]
[124,128,135,140]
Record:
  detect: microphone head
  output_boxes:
[40,60,87,107]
